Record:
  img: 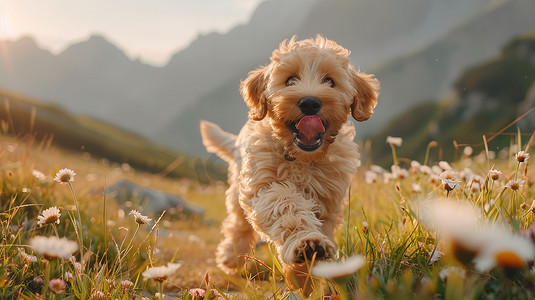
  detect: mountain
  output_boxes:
[0,88,224,182]
[364,0,535,139]
[365,33,535,166]
[157,0,535,155]
[1,0,534,157]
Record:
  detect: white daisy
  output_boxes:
[362,221,369,233]
[515,151,530,163]
[418,201,489,265]
[441,178,460,191]
[29,236,79,260]
[386,136,402,147]
[37,206,61,226]
[505,179,525,191]
[419,165,433,175]
[431,165,443,175]
[18,248,37,263]
[91,290,106,299]
[438,161,452,171]
[489,169,502,181]
[311,255,366,279]
[54,168,76,184]
[142,262,182,282]
[428,245,444,264]
[463,146,473,156]
[391,165,409,179]
[129,210,152,225]
[120,279,134,289]
[439,266,466,281]
[474,230,535,272]
[32,169,46,181]
[411,183,422,193]
[410,160,422,169]
[370,165,386,174]
[364,171,378,184]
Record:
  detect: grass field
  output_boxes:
[1,126,534,299]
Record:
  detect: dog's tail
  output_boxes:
[200,120,237,163]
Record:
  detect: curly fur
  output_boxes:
[200,35,379,291]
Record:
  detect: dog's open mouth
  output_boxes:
[288,115,326,152]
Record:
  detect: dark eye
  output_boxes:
[286,76,299,86]
[322,77,335,87]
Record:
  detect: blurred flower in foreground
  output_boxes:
[48,278,66,294]
[419,200,535,270]
[515,151,530,163]
[473,231,535,272]
[37,206,61,226]
[418,201,487,265]
[129,209,152,225]
[142,262,182,282]
[54,168,76,183]
[29,236,79,260]
[386,136,402,147]
[311,255,366,279]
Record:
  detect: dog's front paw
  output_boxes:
[296,240,328,263]
[282,235,337,264]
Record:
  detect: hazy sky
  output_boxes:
[0,0,263,66]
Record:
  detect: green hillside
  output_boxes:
[367,33,535,166]
[0,88,225,181]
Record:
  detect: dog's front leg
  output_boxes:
[245,182,337,265]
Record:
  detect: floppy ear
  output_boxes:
[240,66,269,121]
[350,70,379,122]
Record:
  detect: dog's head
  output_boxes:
[241,35,379,161]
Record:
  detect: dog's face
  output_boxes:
[241,36,379,161]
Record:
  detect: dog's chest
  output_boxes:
[275,158,347,200]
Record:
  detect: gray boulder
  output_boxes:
[106,179,204,218]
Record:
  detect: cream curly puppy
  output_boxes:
[200,35,378,287]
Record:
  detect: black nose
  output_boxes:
[298,97,321,115]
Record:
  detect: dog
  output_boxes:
[200,35,379,290]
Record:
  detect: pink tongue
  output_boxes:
[296,115,325,145]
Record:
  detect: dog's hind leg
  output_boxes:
[216,210,256,274]
[216,164,257,275]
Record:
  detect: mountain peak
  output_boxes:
[58,33,130,63]
[14,35,39,47]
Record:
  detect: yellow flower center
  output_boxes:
[495,250,525,269]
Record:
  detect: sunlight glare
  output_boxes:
[0,15,8,37]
